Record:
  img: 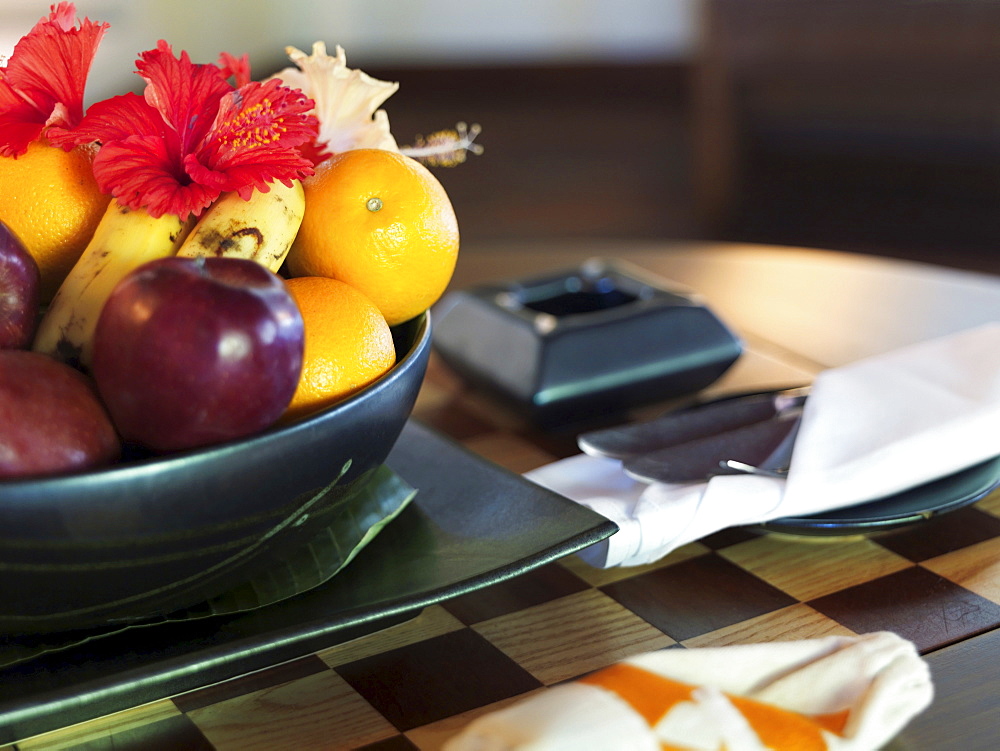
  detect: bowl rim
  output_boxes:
[0,312,431,492]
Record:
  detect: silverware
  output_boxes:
[577,386,809,461]
[723,461,789,478]
[621,410,802,484]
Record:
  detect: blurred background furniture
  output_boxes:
[692,0,1000,273]
[3,0,997,273]
[385,0,1000,275]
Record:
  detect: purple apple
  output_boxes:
[91,256,305,452]
[0,220,41,349]
[0,350,120,478]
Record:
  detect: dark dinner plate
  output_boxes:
[0,420,617,744]
[760,455,1000,535]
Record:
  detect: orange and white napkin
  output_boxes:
[527,323,1000,568]
[443,631,933,751]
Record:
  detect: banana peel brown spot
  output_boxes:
[193,228,228,256]
[227,227,264,251]
[55,337,84,371]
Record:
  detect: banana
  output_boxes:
[32,201,195,369]
[175,180,305,273]
[33,180,304,370]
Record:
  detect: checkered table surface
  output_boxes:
[9,345,1000,751]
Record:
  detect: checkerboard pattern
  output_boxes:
[9,351,1000,750]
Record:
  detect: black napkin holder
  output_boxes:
[432,258,743,427]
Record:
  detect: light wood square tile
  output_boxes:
[473,588,674,685]
[406,689,547,751]
[719,533,913,601]
[682,603,858,648]
[318,605,464,668]
[189,669,395,751]
[703,338,819,393]
[975,489,1000,519]
[922,536,1000,605]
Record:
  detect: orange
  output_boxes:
[283,276,397,421]
[286,148,459,326]
[0,140,111,301]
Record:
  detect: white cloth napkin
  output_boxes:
[443,631,933,751]
[527,323,1000,568]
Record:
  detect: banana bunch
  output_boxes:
[32,180,306,369]
[32,203,196,368]
[176,180,305,272]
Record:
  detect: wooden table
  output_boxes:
[7,242,1000,750]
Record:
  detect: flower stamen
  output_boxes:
[401,122,483,167]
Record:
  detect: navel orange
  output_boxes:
[286,148,459,326]
[282,276,396,421]
[0,140,110,301]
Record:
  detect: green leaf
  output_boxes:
[181,464,417,617]
[0,465,417,669]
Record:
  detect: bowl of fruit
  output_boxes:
[0,7,477,634]
[0,217,434,634]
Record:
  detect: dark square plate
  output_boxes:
[0,421,617,744]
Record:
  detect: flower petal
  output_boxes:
[270,42,399,155]
[3,3,108,127]
[93,136,218,218]
[212,79,318,149]
[137,41,232,156]
[47,92,169,149]
[184,149,310,199]
[194,78,317,192]
[217,52,252,87]
[0,2,108,155]
[0,83,44,156]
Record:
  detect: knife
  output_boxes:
[577,386,809,461]
[622,410,802,484]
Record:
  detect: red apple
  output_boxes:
[0,220,41,349]
[0,350,120,478]
[91,257,304,452]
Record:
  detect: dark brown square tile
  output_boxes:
[700,527,761,550]
[601,553,798,641]
[172,654,329,713]
[873,507,1000,562]
[809,566,1000,652]
[358,735,419,750]
[442,562,590,624]
[336,628,541,731]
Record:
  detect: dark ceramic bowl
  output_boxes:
[0,313,430,634]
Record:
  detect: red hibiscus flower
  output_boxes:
[0,2,108,157]
[50,41,319,218]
